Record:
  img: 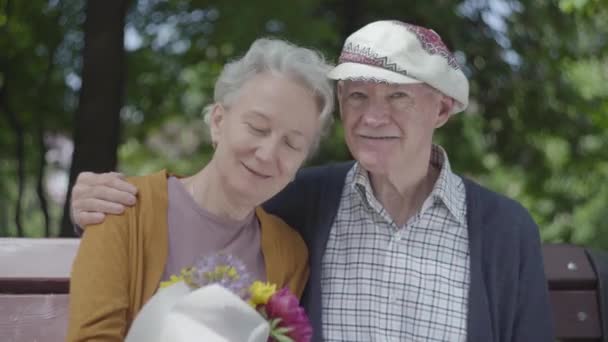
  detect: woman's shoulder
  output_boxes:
[255,207,308,261]
[255,207,309,295]
[119,170,170,213]
[82,170,169,233]
[126,170,169,195]
[256,207,306,246]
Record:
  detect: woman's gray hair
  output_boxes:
[203,38,335,155]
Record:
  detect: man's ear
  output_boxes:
[435,95,454,128]
[209,104,226,146]
[336,81,345,120]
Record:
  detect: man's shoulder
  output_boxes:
[462,176,528,212]
[295,161,354,184]
[461,176,537,230]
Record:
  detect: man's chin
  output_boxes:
[356,155,390,175]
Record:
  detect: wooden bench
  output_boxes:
[0,238,606,341]
[0,238,77,342]
[544,244,608,341]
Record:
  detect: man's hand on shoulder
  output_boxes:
[70,171,138,227]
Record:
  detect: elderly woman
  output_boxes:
[66,38,334,341]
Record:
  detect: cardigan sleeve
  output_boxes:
[66,213,131,342]
[512,210,555,341]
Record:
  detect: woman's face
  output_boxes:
[209,71,321,206]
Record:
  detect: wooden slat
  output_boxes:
[0,238,79,294]
[550,290,602,339]
[0,294,69,342]
[0,279,70,294]
[542,244,597,290]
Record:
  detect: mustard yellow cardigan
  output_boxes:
[67,170,309,341]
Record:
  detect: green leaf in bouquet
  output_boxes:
[269,317,282,329]
[269,331,294,342]
[273,326,293,335]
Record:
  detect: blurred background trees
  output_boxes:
[1,0,607,246]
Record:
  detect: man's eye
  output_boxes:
[349,92,367,99]
[390,92,408,99]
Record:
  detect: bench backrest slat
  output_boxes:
[1,238,78,342]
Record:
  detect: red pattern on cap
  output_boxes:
[339,50,384,68]
[393,21,460,70]
[338,44,411,77]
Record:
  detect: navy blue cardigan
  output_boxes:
[263,162,554,342]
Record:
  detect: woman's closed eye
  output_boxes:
[284,136,302,151]
[247,123,269,136]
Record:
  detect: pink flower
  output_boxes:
[265,288,312,342]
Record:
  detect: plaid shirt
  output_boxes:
[321,145,470,341]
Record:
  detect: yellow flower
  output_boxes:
[159,274,185,289]
[159,267,193,289]
[203,265,240,282]
[248,281,277,307]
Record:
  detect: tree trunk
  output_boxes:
[37,4,63,238]
[0,84,25,237]
[36,124,50,237]
[339,0,363,42]
[59,0,128,236]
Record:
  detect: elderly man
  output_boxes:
[70,21,554,341]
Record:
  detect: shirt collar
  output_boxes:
[352,144,466,224]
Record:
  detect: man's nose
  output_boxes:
[361,101,391,127]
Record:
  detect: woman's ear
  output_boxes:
[209,104,226,147]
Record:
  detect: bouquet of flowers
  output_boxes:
[125,254,312,342]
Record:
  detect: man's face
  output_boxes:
[338,80,452,176]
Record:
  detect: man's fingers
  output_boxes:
[72,184,136,207]
[90,186,136,206]
[75,198,127,215]
[75,171,97,185]
[75,211,106,227]
[108,172,126,179]
[105,173,138,195]
[76,171,138,195]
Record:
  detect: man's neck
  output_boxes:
[182,162,254,221]
[368,152,440,227]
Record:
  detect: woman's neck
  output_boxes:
[181,161,254,221]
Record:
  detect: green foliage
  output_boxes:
[1,0,83,236]
[1,0,607,248]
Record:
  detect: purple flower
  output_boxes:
[188,254,252,298]
[266,288,312,342]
